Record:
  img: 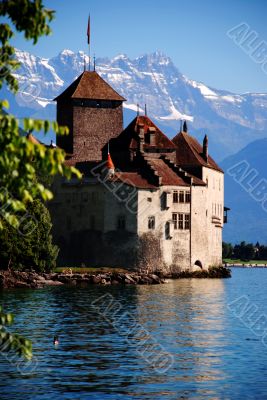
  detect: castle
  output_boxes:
[49,69,227,272]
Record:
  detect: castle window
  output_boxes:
[179,191,185,203]
[173,190,178,203]
[164,192,171,208]
[148,216,155,230]
[185,191,191,203]
[173,213,190,229]
[178,213,183,229]
[117,215,126,230]
[172,213,178,229]
[185,214,190,229]
[147,197,152,202]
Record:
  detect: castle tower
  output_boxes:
[54,71,126,161]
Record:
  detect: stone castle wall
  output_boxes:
[73,104,123,161]
[56,101,123,161]
[49,172,224,271]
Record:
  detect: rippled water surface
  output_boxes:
[1,268,267,399]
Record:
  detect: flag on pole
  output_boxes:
[87,15,90,45]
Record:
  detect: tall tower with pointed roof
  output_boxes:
[54,71,125,161]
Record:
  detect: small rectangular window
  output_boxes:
[178,213,184,229]
[172,213,178,230]
[165,192,171,208]
[148,216,155,230]
[185,214,190,229]
[173,190,178,203]
[179,191,185,203]
[185,191,191,203]
[117,215,126,230]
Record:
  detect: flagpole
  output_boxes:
[87,14,91,71]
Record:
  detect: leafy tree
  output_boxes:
[258,244,267,260]
[0,306,32,360]
[233,241,255,261]
[0,0,81,232]
[0,0,81,360]
[0,199,58,272]
[222,242,233,259]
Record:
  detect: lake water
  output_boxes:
[1,268,267,400]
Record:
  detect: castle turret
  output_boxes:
[183,120,188,133]
[54,71,126,161]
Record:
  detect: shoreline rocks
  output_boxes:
[0,270,166,289]
[0,265,231,289]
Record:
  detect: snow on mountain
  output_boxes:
[4,48,267,160]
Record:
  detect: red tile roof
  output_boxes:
[147,158,189,186]
[54,71,126,102]
[64,155,205,188]
[111,172,157,189]
[172,131,223,173]
[109,115,176,152]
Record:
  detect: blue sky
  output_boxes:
[9,0,267,94]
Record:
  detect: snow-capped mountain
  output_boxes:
[4,48,267,160]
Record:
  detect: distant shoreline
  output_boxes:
[225,263,267,268]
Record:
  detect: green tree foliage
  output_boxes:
[223,241,267,261]
[233,241,255,261]
[0,199,58,272]
[0,0,81,232]
[0,0,81,361]
[222,242,233,259]
[0,306,32,360]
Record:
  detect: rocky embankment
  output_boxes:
[0,266,231,289]
[0,270,165,289]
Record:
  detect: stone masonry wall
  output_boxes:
[56,100,74,154]
[73,104,123,161]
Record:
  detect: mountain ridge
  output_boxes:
[6,48,267,161]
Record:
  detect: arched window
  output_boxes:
[194,260,203,269]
